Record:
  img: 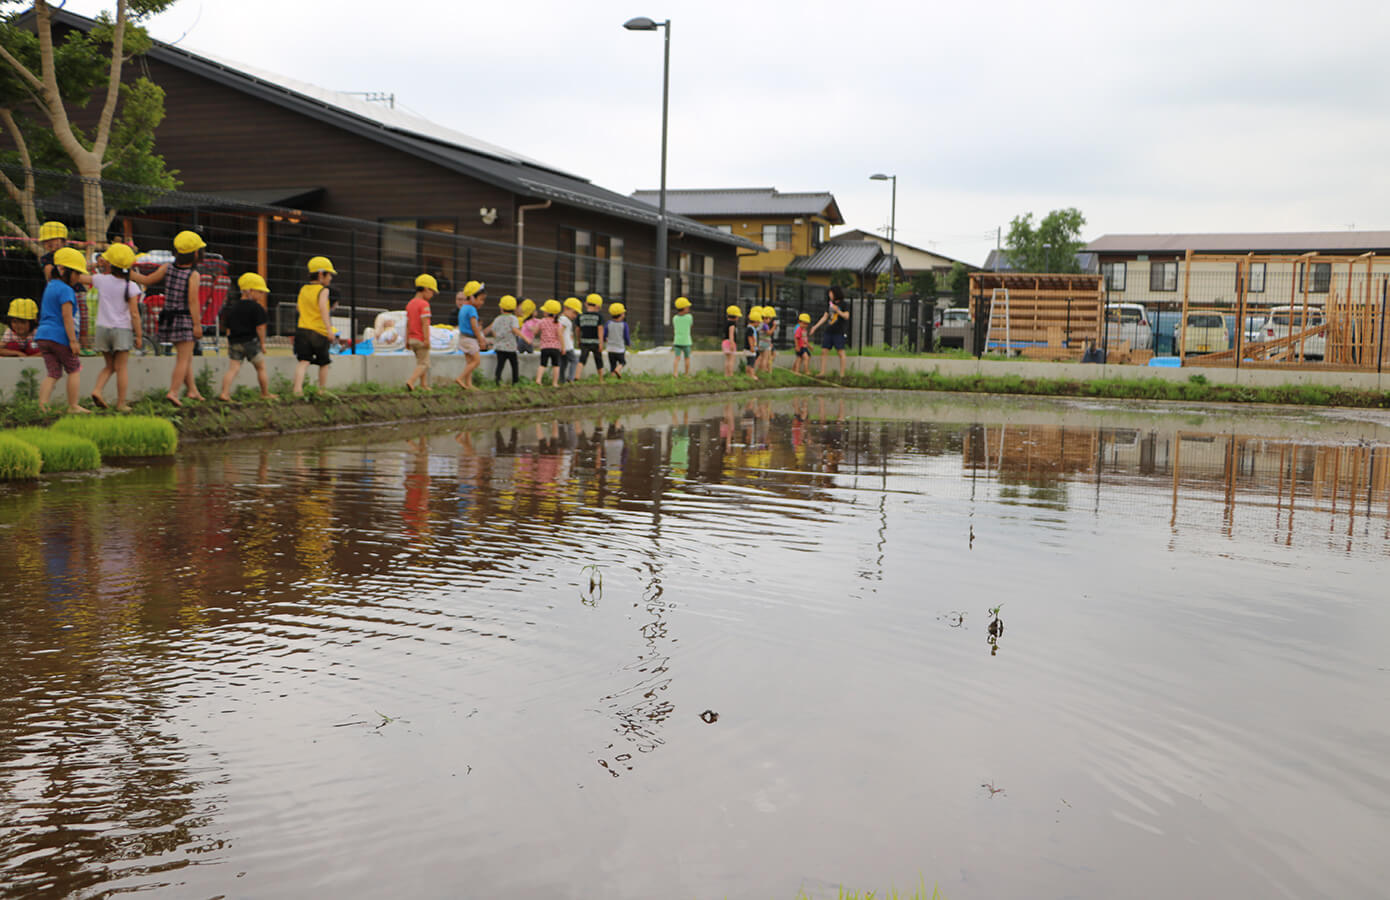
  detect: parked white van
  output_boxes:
[1264,306,1325,360]
[1105,303,1154,350]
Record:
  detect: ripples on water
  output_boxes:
[1,394,1388,899]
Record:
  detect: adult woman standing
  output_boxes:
[160,230,206,406]
[809,285,851,377]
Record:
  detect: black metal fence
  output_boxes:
[2,165,951,354]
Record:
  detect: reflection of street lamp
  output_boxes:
[870,174,896,307]
[624,15,672,313]
[1042,242,1052,273]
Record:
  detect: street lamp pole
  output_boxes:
[870,173,897,344]
[625,16,673,316]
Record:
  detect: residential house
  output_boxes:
[784,241,903,293]
[828,229,974,280]
[629,187,843,299]
[39,9,758,337]
[1085,232,1390,311]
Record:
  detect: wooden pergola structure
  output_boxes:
[968,272,1104,357]
[1181,250,1390,369]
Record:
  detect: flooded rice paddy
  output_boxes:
[2,391,1389,899]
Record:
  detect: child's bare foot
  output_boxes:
[217,394,232,402]
[165,393,183,408]
[90,392,108,409]
[115,404,133,413]
[186,394,205,403]
[67,404,91,414]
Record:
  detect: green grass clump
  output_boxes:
[0,434,42,480]
[51,415,178,456]
[8,427,101,473]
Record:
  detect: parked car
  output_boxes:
[1181,309,1230,356]
[1264,306,1325,359]
[1242,315,1266,346]
[1104,303,1154,350]
[934,307,973,349]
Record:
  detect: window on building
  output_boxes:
[1247,262,1266,293]
[1102,262,1126,292]
[564,228,625,298]
[1299,262,1331,293]
[380,218,457,293]
[1149,261,1178,292]
[714,224,733,234]
[762,224,792,251]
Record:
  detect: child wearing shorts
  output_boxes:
[219,272,272,400]
[576,293,606,381]
[722,305,741,377]
[90,243,144,410]
[744,308,762,381]
[605,302,630,377]
[793,312,812,374]
[404,274,438,391]
[34,247,90,413]
[534,299,564,386]
[671,295,693,376]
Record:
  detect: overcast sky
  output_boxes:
[63,0,1390,265]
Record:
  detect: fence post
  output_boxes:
[349,227,358,354]
[1379,277,1387,375]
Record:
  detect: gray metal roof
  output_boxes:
[1086,232,1390,254]
[829,229,974,268]
[46,9,760,253]
[786,241,899,275]
[982,249,1099,274]
[630,188,844,223]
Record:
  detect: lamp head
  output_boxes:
[870,173,893,181]
[624,16,660,30]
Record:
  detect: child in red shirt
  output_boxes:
[792,312,812,374]
[405,274,437,391]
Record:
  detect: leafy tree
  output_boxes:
[1004,207,1086,273]
[874,272,912,298]
[829,268,856,293]
[946,261,971,305]
[0,0,179,246]
[912,271,937,298]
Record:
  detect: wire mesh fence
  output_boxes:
[2,165,948,355]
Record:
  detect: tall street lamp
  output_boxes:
[870,173,897,336]
[624,15,672,318]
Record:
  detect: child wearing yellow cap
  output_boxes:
[218,273,271,401]
[1,297,40,357]
[793,312,813,374]
[605,302,630,378]
[89,243,144,410]
[671,296,693,376]
[486,295,525,385]
[534,300,564,386]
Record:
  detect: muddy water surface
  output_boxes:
[2,392,1389,899]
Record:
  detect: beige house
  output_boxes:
[830,229,973,278]
[1086,232,1390,311]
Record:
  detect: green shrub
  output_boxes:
[0,434,42,480]
[8,427,101,472]
[51,415,178,456]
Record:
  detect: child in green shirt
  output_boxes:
[671,296,694,376]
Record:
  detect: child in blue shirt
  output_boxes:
[35,247,90,413]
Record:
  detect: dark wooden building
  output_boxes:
[47,9,758,337]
